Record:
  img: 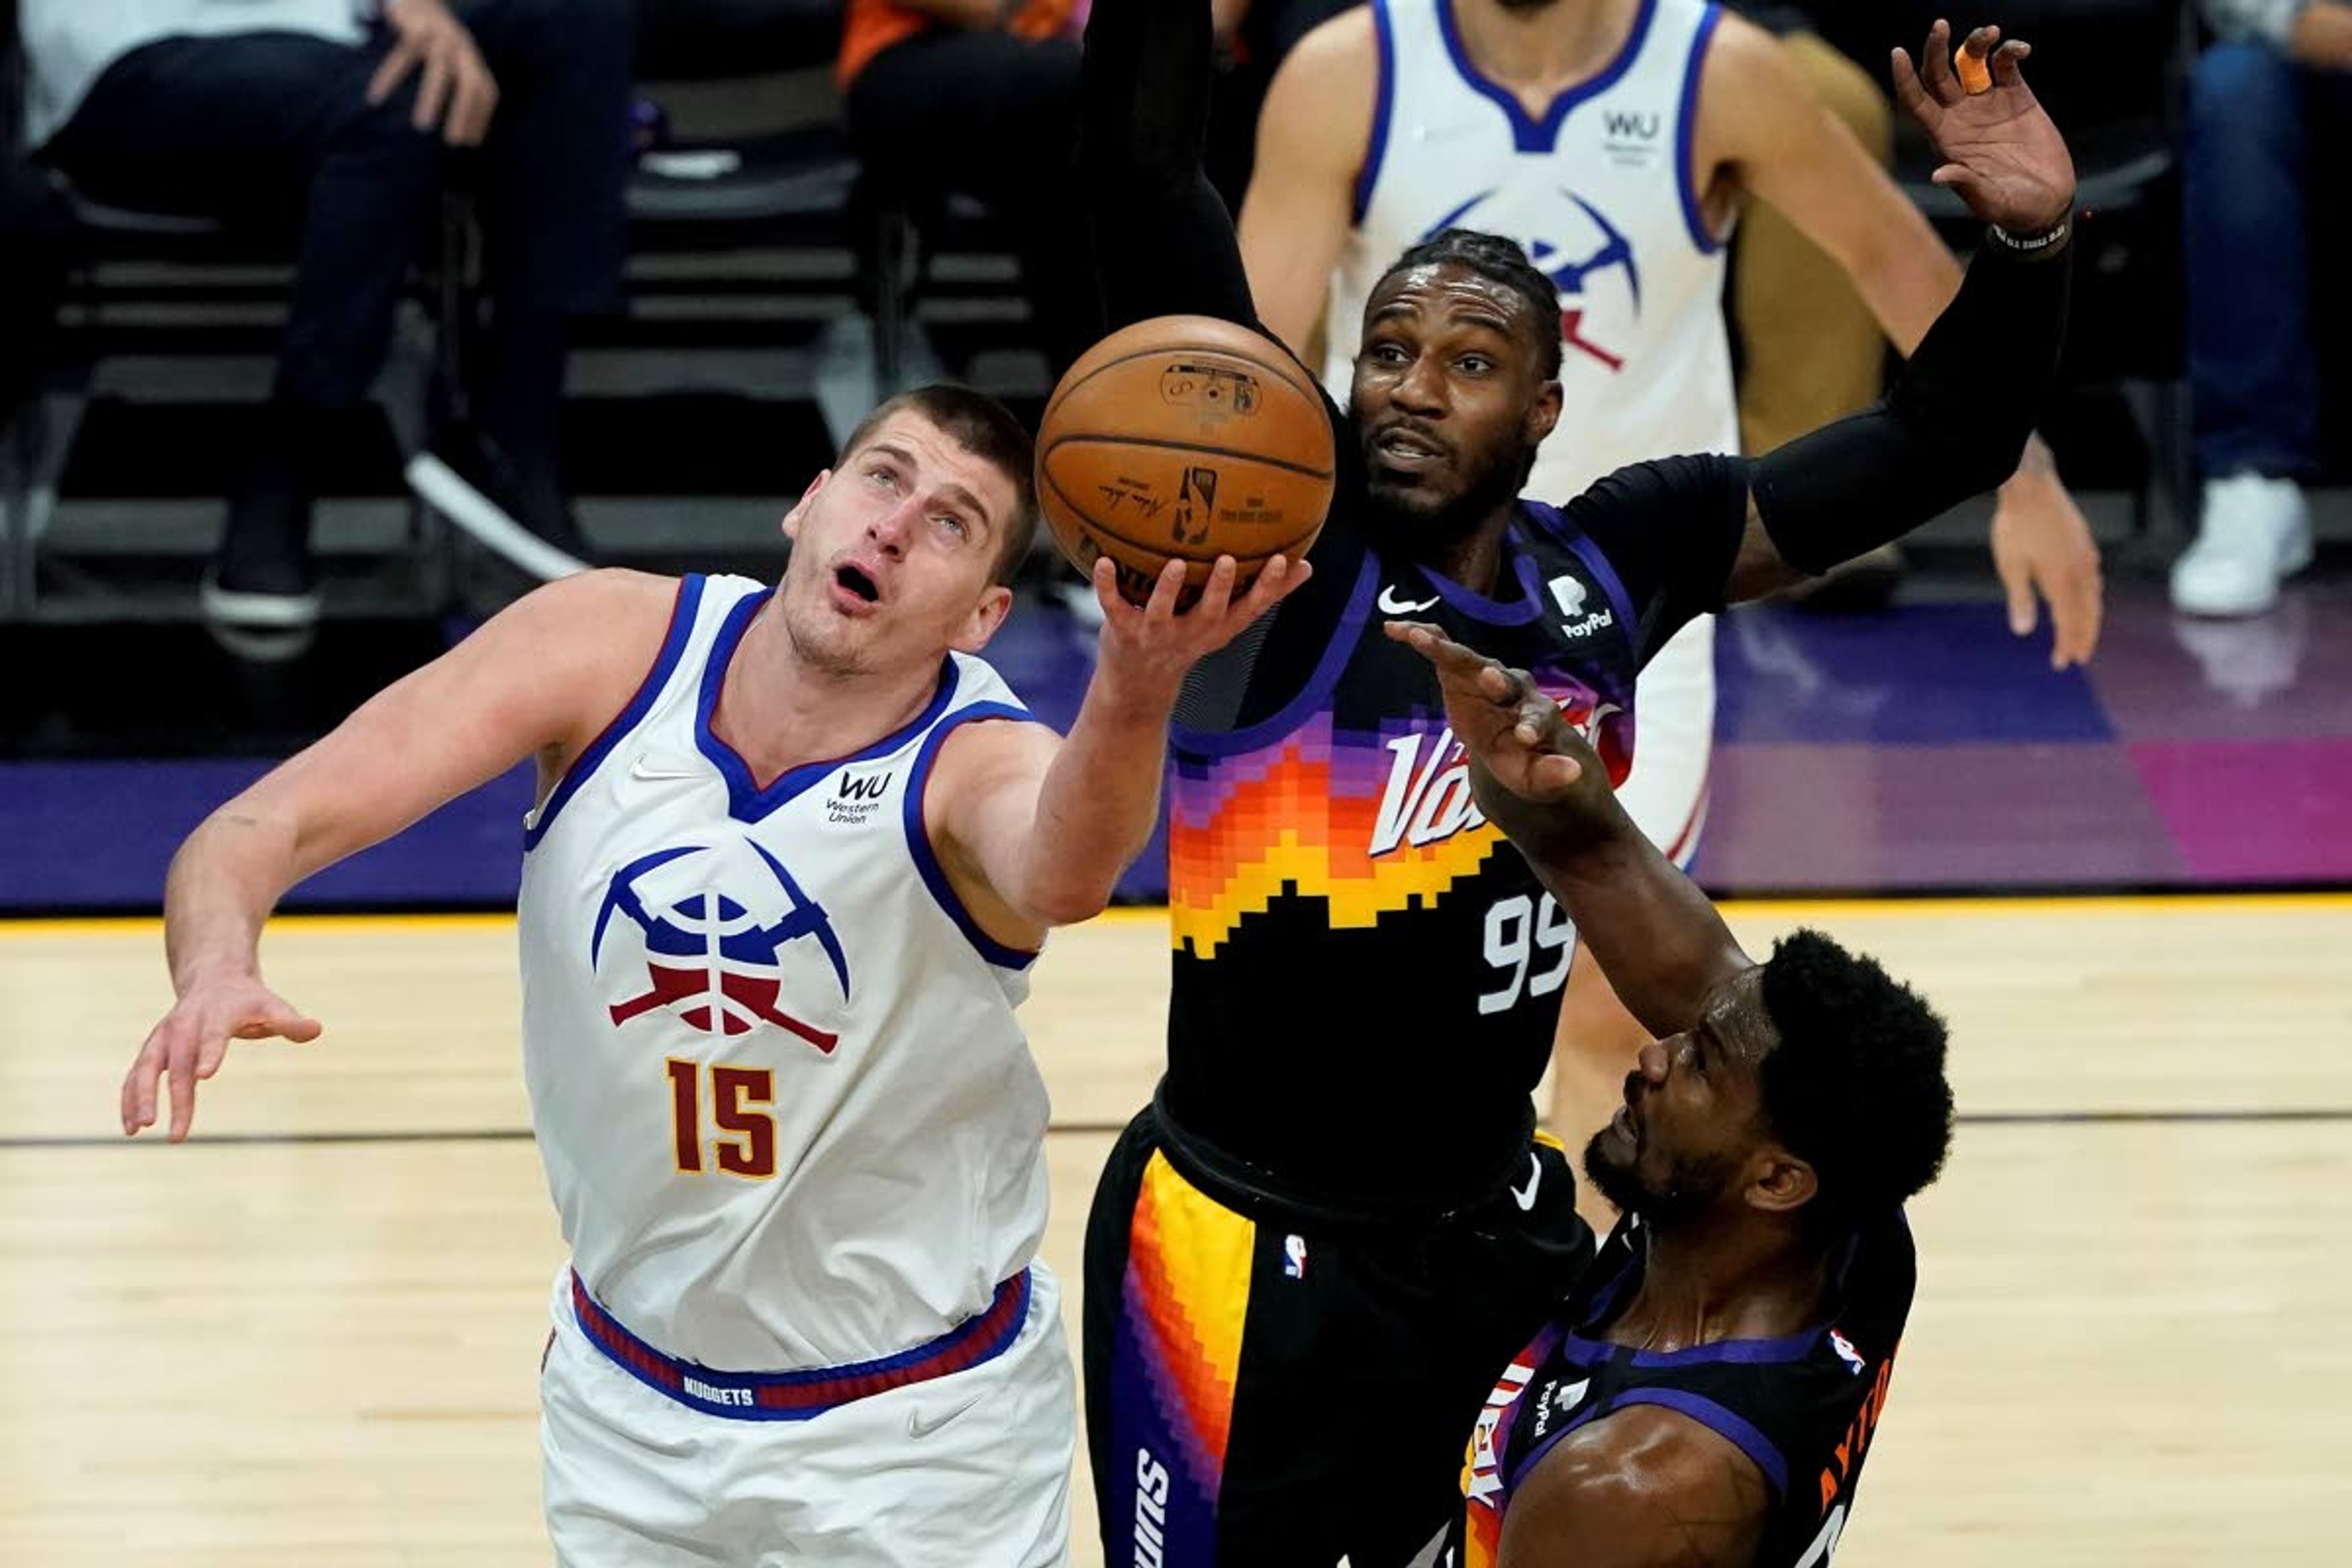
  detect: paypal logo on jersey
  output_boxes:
[1422,189,1641,372]
[591,839,851,1052]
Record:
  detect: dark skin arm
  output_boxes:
[1499,1406,1774,1568]
[1722,20,2078,604]
[1386,622,1747,1041]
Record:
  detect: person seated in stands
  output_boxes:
[835,0,1106,383]
[2170,0,2352,618]
[20,0,634,628]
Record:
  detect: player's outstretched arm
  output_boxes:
[1079,0,1261,333]
[122,570,678,1141]
[933,555,1312,935]
[1706,17,2101,668]
[1496,1406,1771,1568]
[1717,21,2076,609]
[1386,622,1744,1041]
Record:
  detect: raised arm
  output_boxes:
[1235,9,1377,358]
[929,554,1309,940]
[1703,16,2100,666]
[1079,0,1260,331]
[124,570,679,1139]
[1386,623,1747,1041]
[1716,23,2076,609]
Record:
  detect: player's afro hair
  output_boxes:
[1372,228,1564,382]
[1755,929,1956,1224]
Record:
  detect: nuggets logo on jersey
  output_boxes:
[1422,187,1642,372]
[592,838,851,1050]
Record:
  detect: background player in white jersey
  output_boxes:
[116,384,1305,1567]
[1235,0,2103,1224]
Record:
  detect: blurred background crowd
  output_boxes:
[0,0,2343,910]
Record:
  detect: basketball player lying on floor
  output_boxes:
[1388,619,1951,1568]
[1079,5,2070,1562]
[118,385,1307,1567]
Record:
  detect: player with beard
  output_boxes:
[1387,620,1950,1568]
[1080,4,2068,1562]
[1235,0,2102,1226]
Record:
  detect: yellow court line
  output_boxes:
[4,892,2350,940]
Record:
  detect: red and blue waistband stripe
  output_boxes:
[568,1267,1031,1421]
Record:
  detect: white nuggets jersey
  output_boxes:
[1324,0,1741,500]
[516,572,1052,1372]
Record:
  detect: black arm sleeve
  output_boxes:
[1078,0,1261,332]
[1749,230,2075,577]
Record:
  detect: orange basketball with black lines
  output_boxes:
[1036,315,1335,607]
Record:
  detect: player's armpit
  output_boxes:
[229,569,680,881]
[921,716,1066,941]
[1498,1406,1771,1568]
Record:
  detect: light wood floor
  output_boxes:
[2,899,2346,1565]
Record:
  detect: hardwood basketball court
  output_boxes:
[1,897,2345,1564]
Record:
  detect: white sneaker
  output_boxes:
[2170,473,2313,618]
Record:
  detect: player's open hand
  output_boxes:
[1992,453,2103,669]
[123,974,323,1140]
[1384,620,1598,807]
[1090,553,1312,706]
[1892,20,2075,235]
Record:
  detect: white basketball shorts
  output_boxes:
[1615,613,1714,870]
[538,1261,1075,1567]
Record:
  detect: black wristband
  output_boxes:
[1986,214,2073,257]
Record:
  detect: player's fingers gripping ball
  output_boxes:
[1036,315,1336,609]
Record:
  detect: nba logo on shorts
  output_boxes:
[1828,1329,1866,1376]
[590,839,851,1051]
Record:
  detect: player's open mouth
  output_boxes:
[1609,1104,1636,1144]
[1370,424,1448,475]
[832,564,882,606]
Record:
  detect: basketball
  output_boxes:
[1036,315,1336,607]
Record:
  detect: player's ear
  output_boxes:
[782,469,831,541]
[1525,380,1563,449]
[1746,1146,1818,1217]
[953,583,1015,654]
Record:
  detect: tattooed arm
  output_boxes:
[1499,1406,1772,1568]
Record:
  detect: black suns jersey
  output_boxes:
[1158,432,1751,1214]
[1458,1210,1918,1568]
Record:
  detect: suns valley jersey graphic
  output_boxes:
[516,573,1051,1371]
[1457,1212,1918,1568]
[1325,0,1740,503]
[1163,503,1643,1204]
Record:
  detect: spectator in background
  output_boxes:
[1237,0,2102,1231]
[19,0,633,630]
[2173,0,2351,617]
[0,156,69,421]
[836,0,1105,380]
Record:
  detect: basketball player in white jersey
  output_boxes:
[116,384,1306,1566]
[1236,0,2103,1224]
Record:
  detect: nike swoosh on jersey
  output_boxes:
[1377,586,1441,614]
[1510,1152,1542,1212]
[629,756,700,782]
